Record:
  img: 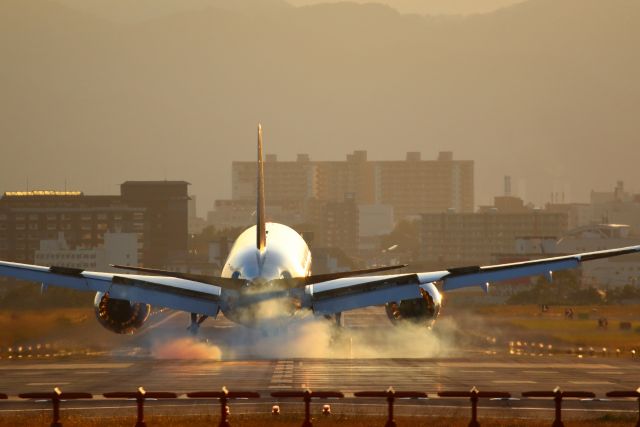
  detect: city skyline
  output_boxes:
[1,0,638,215]
[1,151,633,218]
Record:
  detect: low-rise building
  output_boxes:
[556,224,640,287]
[420,210,568,266]
[34,232,137,272]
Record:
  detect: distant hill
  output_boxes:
[1,0,638,212]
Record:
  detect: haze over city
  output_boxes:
[1,0,639,213]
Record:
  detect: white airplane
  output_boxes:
[1,125,639,335]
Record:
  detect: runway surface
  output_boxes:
[0,308,639,420]
[1,353,639,421]
[0,354,638,395]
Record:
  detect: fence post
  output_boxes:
[303,389,312,427]
[19,387,92,427]
[522,387,594,427]
[354,388,427,427]
[469,387,479,427]
[51,388,61,427]
[271,389,344,427]
[438,386,510,427]
[136,387,147,427]
[552,387,563,427]
[219,386,230,427]
[606,388,640,427]
[103,387,177,427]
[385,387,396,427]
[187,387,260,427]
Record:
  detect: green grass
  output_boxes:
[507,318,640,349]
[471,304,640,350]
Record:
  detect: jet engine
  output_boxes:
[385,283,442,326]
[93,292,150,334]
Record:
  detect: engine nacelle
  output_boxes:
[94,292,150,334]
[385,282,442,326]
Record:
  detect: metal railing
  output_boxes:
[2,385,639,427]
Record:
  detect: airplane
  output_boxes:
[0,124,639,336]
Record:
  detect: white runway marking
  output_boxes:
[0,363,131,370]
[269,360,294,389]
[0,363,131,371]
[438,362,614,369]
[26,382,70,386]
[570,381,614,385]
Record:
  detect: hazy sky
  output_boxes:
[2,0,638,216]
[57,0,527,24]
[288,0,526,15]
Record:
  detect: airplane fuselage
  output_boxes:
[219,222,312,326]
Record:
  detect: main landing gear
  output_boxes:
[188,313,209,336]
[328,312,347,346]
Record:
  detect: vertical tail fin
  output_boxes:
[256,124,266,250]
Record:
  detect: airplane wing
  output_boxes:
[0,261,221,316]
[307,245,640,315]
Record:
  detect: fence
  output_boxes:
[2,385,640,427]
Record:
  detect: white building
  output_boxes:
[555,224,640,288]
[35,232,137,272]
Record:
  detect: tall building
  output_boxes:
[303,195,359,254]
[373,151,474,219]
[0,181,189,268]
[120,181,189,267]
[228,150,474,221]
[232,154,317,202]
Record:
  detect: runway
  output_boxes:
[0,354,639,421]
[0,309,639,421]
[0,355,638,395]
